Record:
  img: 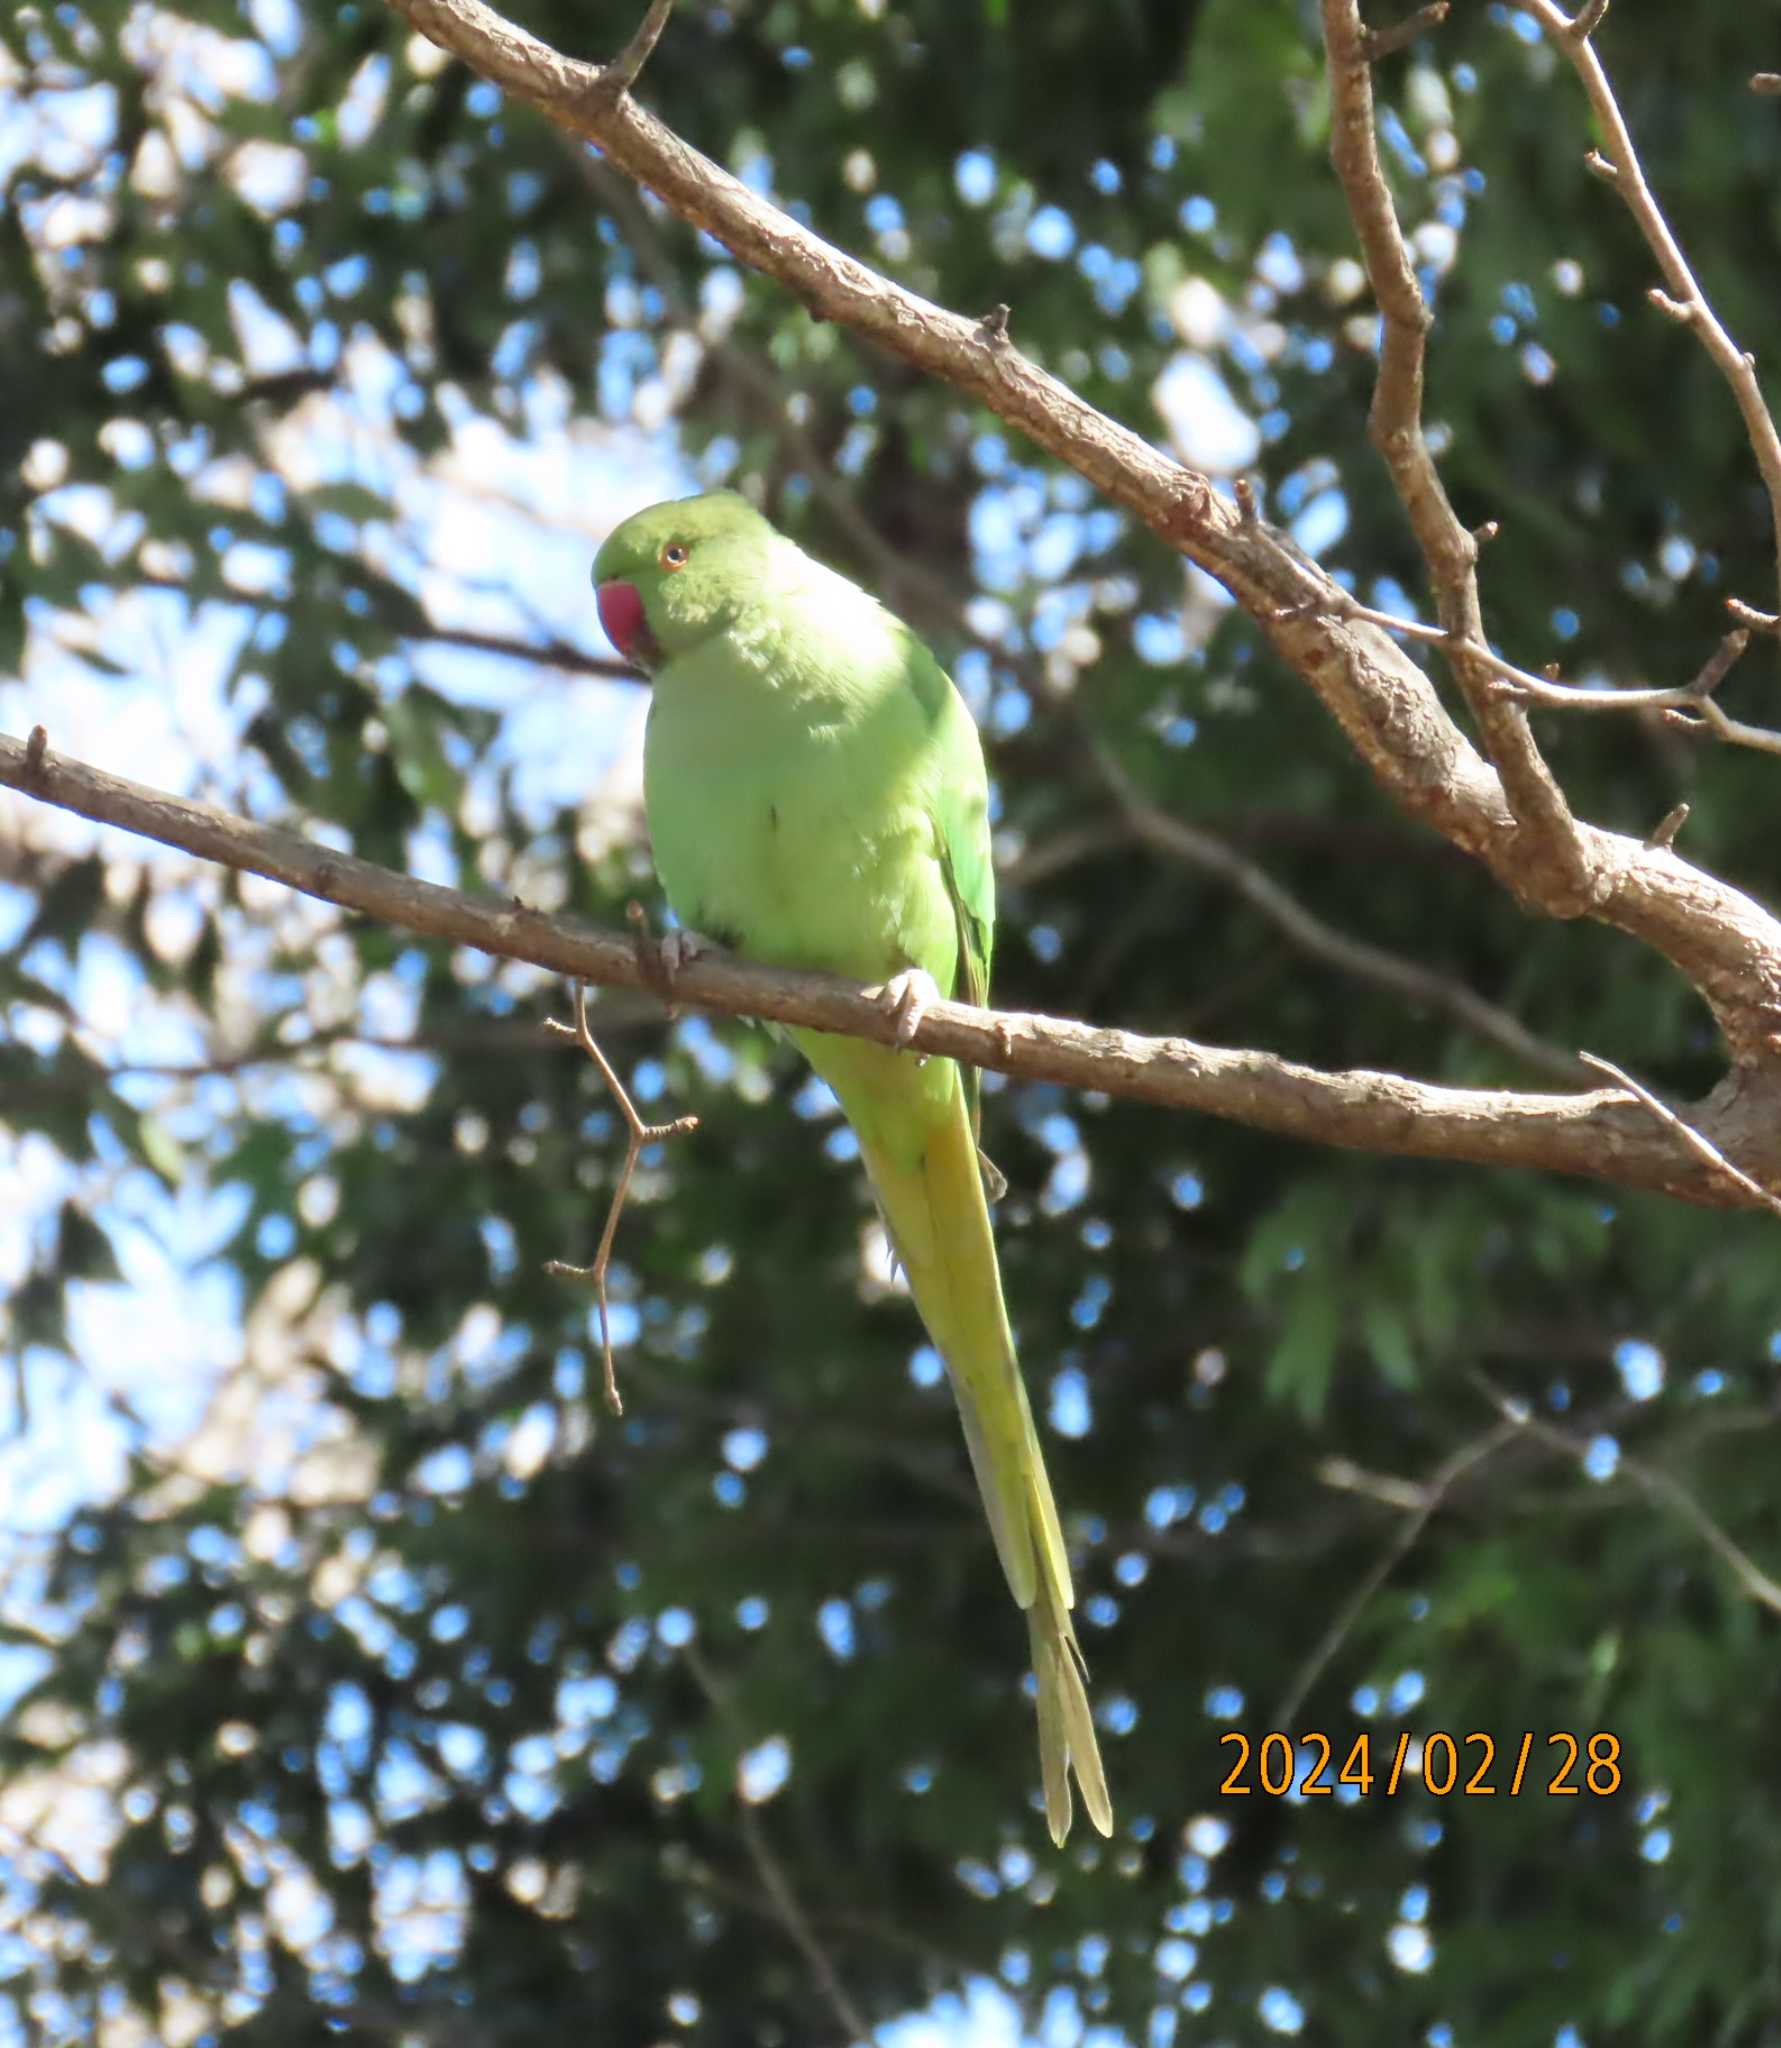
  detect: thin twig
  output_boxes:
[1578,1050,1781,1220]
[1090,742,1589,1083]
[1522,0,1781,607]
[542,981,698,1412]
[1474,1375,1781,1617]
[1273,1419,1523,1727]
[1362,1,1449,63]
[684,1644,872,2044]
[597,0,674,100]
[1284,590,1781,759]
[1645,803,1689,852]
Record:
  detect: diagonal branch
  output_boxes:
[1089,746,1589,1084]
[1475,1377,1781,1619]
[684,1642,873,2043]
[10,724,1781,1208]
[1523,0,1781,605]
[1274,1416,1523,1726]
[1320,0,1591,905]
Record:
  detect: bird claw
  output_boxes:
[659,927,711,981]
[870,967,941,1051]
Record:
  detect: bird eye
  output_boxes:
[659,541,689,571]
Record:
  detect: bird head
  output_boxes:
[591,491,777,676]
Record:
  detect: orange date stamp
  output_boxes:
[1218,1730,1623,1798]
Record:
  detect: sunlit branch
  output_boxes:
[9,725,1781,1209]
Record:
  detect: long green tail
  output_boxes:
[811,1038,1113,1844]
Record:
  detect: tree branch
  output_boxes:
[377,0,1781,1076]
[10,725,1781,1207]
[1320,0,1590,905]
[1088,745,1589,1084]
[1523,0,1781,606]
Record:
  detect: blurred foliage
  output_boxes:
[4,0,1781,2043]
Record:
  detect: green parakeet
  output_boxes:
[591,491,1112,1844]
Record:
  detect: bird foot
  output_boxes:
[869,967,941,1051]
[658,927,712,981]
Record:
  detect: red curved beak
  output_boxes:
[596,580,655,669]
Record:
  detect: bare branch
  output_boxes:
[1089,746,1589,1084]
[1361,1,1450,65]
[1579,1050,1781,1221]
[1321,0,1590,904]
[1524,0,1781,604]
[1476,1377,1781,1618]
[415,622,638,680]
[684,1643,873,2042]
[542,981,699,1414]
[1320,595,1781,758]
[597,0,675,102]
[1571,0,1611,39]
[1274,1417,1522,1727]
[11,726,1781,1208]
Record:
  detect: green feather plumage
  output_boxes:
[592,492,1112,1843]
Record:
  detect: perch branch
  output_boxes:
[10,726,1781,1208]
[542,980,699,1414]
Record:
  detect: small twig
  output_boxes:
[543,981,698,1413]
[1273,1419,1522,1727]
[975,302,1012,348]
[1296,593,1781,759]
[595,0,674,100]
[1578,1049,1781,1220]
[1523,0,1781,608]
[1361,0,1449,63]
[685,1644,872,2044]
[1568,0,1610,40]
[1474,1374,1781,1618]
[1644,802,1689,852]
[1728,597,1781,635]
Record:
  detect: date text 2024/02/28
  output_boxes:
[1218,1730,1624,1799]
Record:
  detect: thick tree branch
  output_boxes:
[10,726,1781,1209]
